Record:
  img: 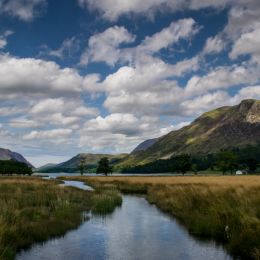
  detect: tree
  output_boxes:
[191,163,198,175]
[245,158,258,173]
[217,151,237,175]
[96,157,113,176]
[20,164,33,176]
[79,159,86,176]
[173,155,192,175]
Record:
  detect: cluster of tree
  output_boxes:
[122,145,260,174]
[0,160,33,175]
[122,154,193,175]
[39,163,98,173]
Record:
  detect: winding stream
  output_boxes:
[60,180,94,191]
[16,177,232,260]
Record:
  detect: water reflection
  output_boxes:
[60,180,94,191]
[17,195,231,260]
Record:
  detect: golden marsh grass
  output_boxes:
[0,177,90,259]
[61,175,260,188]
[61,175,260,259]
[0,176,123,259]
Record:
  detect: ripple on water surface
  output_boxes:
[17,194,231,260]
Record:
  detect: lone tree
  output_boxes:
[79,159,86,176]
[217,151,237,175]
[96,157,113,176]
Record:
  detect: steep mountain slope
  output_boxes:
[0,147,34,168]
[118,99,260,167]
[38,153,127,173]
[132,138,159,153]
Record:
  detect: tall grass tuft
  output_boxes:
[147,184,260,260]
[0,177,91,259]
[91,189,122,214]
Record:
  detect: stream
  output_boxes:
[16,176,232,260]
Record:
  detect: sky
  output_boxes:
[0,0,260,167]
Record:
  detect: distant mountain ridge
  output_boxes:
[37,153,127,173]
[132,138,159,153]
[0,148,34,168]
[37,99,260,172]
[117,99,260,168]
[36,163,57,172]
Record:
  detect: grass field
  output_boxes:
[60,175,260,260]
[0,176,122,260]
[77,175,260,185]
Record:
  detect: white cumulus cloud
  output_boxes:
[0,0,46,21]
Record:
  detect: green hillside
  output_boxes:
[37,153,127,173]
[117,99,260,168]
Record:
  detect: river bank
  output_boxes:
[17,194,230,260]
[59,175,260,260]
[0,176,121,259]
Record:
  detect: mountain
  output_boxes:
[132,138,159,153]
[36,163,57,172]
[0,147,34,168]
[117,99,260,168]
[37,153,127,173]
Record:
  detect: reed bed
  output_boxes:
[147,184,260,259]
[60,175,260,188]
[91,188,122,214]
[61,175,260,259]
[0,177,91,259]
[0,176,122,260]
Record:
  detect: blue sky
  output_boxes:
[0,0,260,167]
